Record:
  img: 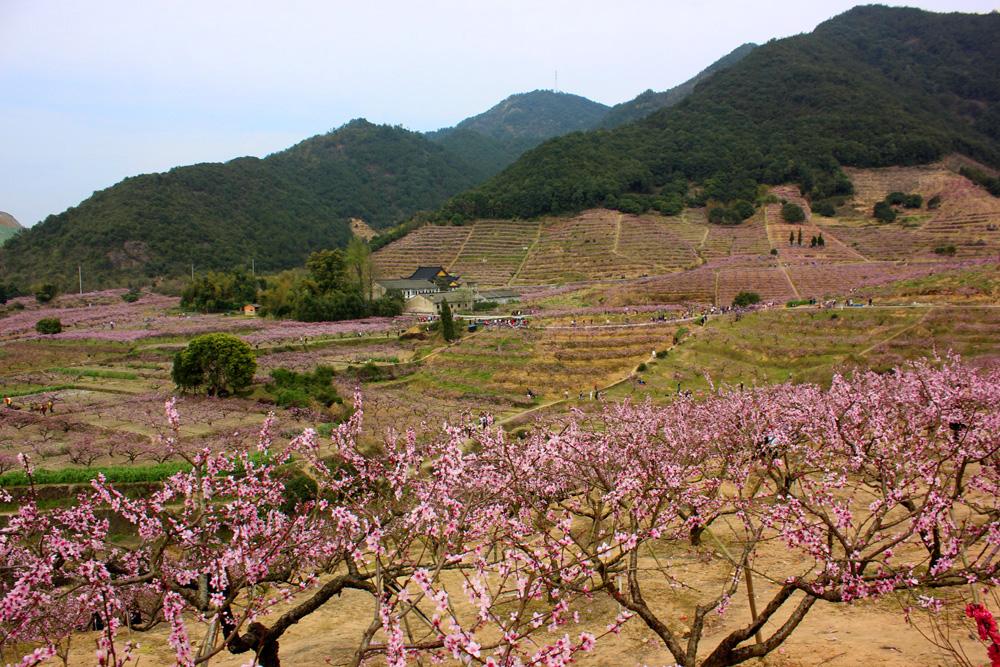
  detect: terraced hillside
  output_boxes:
[373,165,1000,304]
[415,324,677,402]
[829,163,1000,261]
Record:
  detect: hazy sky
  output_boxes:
[2,0,997,228]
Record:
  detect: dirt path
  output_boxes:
[763,204,802,298]
[508,222,543,285]
[855,306,935,357]
[446,223,476,270]
[818,225,871,262]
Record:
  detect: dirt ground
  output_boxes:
[61,545,982,667]
[64,588,967,667]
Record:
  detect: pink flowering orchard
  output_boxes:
[2,356,1000,666]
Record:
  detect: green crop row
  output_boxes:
[50,367,139,380]
[0,452,274,487]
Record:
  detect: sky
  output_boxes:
[1,0,997,228]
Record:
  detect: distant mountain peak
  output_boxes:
[0,212,23,229]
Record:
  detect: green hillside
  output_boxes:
[426,90,610,176]
[594,43,757,130]
[0,120,487,288]
[436,6,1000,223]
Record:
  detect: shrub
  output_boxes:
[886,191,908,206]
[121,287,142,303]
[268,366,342,408]
[873,200,897,223]
[770,248,778,255]
[780,203,806,223]
[473,301,499,312]
[811,201,836,217]
[934,245,957,256]
[33,283,57,303]
[35,318,62,335]
[732,291,762,308]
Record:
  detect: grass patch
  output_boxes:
[0,384,75,398]
[51,367,139,380]
[0,452,275,487]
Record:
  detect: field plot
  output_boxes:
[843,162,975,207]
[372,224,471,278]
[514,211,646,283]
[614,215,700,272]
[785,262,902,298]
[842,162,1000,257]
[812,220,933,261]
[416,325,675,402]
[698,211,773,260]
[603,267,717,306]
[716,266,797,305]
[447,220,539,286]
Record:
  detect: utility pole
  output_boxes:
[191,264,194,281]
[252,258,255,276]
[78,266,82,296]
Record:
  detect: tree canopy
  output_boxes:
[171,333,257,396]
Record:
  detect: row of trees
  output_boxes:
[3,356,999,667]
[259,241,404,322]
[179,240,404,323]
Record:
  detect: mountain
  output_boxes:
[594,43,757,130]
[426,90,610,176]
[0,212,23,245]
[0,120,487,288]
[436,6,1000,223]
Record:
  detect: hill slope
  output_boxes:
[594,43,757,130]
[0,212,23,245]
[426,90,610,176]
[437,6,1000,223]
[0,120,487,288]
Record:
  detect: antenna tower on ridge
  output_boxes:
[554,70,559,93]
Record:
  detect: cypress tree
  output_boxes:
[440,299,455,341]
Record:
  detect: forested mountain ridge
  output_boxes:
[426,90,611,176]
[436,6,1000,223]
[594,43,758,130]
[0,120,487,289]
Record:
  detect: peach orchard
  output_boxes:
[2,355,1000,667]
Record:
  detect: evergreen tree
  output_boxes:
[172,333,257,396]
[789,231,795,245]
[440,299,455,341]
[797,229,802,246]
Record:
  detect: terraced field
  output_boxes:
[372,165,1000,305]
[448,220,539,287]
[373,225,471,278]
[416,324,676,401]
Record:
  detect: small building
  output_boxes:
[405,292,474,315]
[243,303,261,316]
[372,279,440,300]
[408,266,461,288]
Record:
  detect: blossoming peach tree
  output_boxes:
[1,355,999,667]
